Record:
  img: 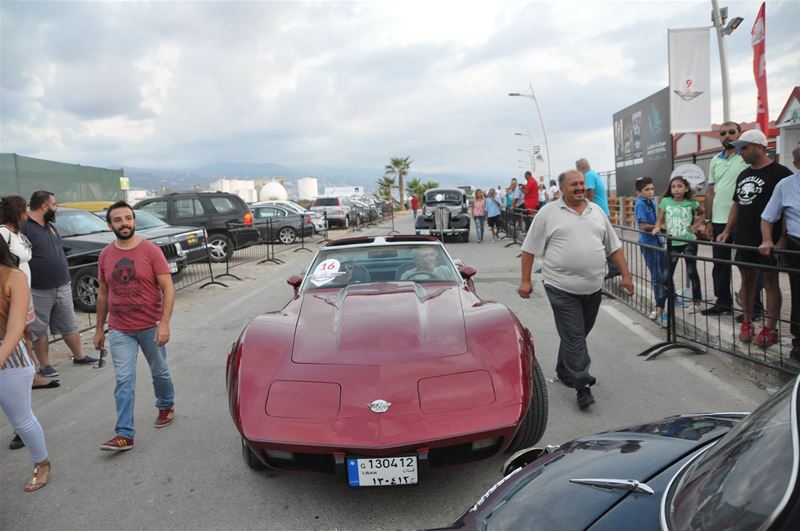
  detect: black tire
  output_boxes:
[506,359,549,454]
[344,215,350,229]
[72,265,99,313]
[241,438,267,470]
[461,230,470,243]
[278,227,296,245]
[206,233,232,263]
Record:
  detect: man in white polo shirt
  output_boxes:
[518,170,633,409]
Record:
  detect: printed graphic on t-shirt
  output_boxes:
[665,204,693,236]
[736,175,765,206]
[111,257,141,298]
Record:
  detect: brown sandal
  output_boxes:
[24,459,51,492]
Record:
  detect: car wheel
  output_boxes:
[506,359,549,454]
[461,231,470,243]
[207,234,231,262]
[278,227,296,244]
[72,265,99,312]
[241,437,267,471]
[344,215,350,228]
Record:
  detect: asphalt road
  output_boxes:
[1,213,773,530]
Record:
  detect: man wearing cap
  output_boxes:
[701,122,749,316]
[759,146,800,360]
[717,129,793,346]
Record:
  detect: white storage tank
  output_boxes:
[297,177,318,200]
[259,181,288,202]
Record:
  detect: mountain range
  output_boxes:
[121,161,505,194]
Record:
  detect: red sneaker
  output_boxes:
[755,326,779,347]
[154,407,174,428]
[740,320,755,343]
[100,435,134,451]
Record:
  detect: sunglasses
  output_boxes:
[95,348,107,369]
[719,129,738,136]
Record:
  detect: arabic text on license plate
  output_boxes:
[347,456,418,487]
[168,261,178,273]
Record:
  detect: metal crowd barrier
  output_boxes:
[603,225,800,375]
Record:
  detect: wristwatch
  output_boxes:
[703,219,710,225]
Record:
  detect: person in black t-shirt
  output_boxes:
[717,130,793,346]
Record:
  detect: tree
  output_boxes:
[407,178,440,203]
[384,156,412,209]
[375,176,396,200]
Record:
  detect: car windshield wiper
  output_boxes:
[569,478,655,495]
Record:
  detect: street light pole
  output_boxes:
[509,81,551,179]
[711,1,744,122]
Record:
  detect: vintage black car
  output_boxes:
[55,207,189,312]
[440,376,800,530]
[414,188,470,242]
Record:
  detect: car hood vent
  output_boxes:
[292,283,468,365]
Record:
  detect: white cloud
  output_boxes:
[1,0,798,179]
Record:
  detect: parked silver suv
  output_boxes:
[309,196,352,228]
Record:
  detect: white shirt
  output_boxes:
[0,225,32,286]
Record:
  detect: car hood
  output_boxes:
[292,282,468,365]
[452,414,744,530]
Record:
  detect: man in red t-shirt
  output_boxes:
[522,171,539,230]
[410,194,420,218]
[93,201,176,451]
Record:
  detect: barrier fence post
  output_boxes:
[505,208,521,248]
[198,231,229,288]
[258,217,285,265]
[213,224,242,282]
[320,211,333,243]
[387,200,399,235]
[294,213,312,253]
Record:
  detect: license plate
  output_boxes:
[187,235,198,246]
[168,261,178,273]
[347,456,418,487]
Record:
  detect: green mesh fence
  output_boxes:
[0,153,124,201]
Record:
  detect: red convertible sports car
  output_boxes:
[226,235,548,486]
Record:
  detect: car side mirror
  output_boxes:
[287,275,303,295]
[459,266,477,280]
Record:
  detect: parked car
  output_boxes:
[351,199,379,222]
[309,196,352,229]
[132,210,208,265]
[226,235,548,485]
[54,207,187,312]
[439,376,800,530]
[250,203,313,244]
[134,191,259,262]
[415,188,471,242]
[259,200,327,233]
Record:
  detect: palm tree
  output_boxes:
[375,176,396,200]
[384,156,412,209]
[406,178,440,205]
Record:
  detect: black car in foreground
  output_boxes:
[56,207,189,312]
[439,376,799,530]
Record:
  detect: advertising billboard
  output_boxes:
[613,87,673,196]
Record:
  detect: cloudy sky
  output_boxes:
[1,0,798,179]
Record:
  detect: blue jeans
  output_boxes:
[109,327,174,438]
[641,246,668,309]
[474,216,486,240]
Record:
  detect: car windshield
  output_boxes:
[55,209,111,237]
[303,244,459,290]
[665,379,798,530]
[313,198,339,207]
[134,210,168,229]
[425,191,462,204]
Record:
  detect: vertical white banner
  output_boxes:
[668,27,711,133]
